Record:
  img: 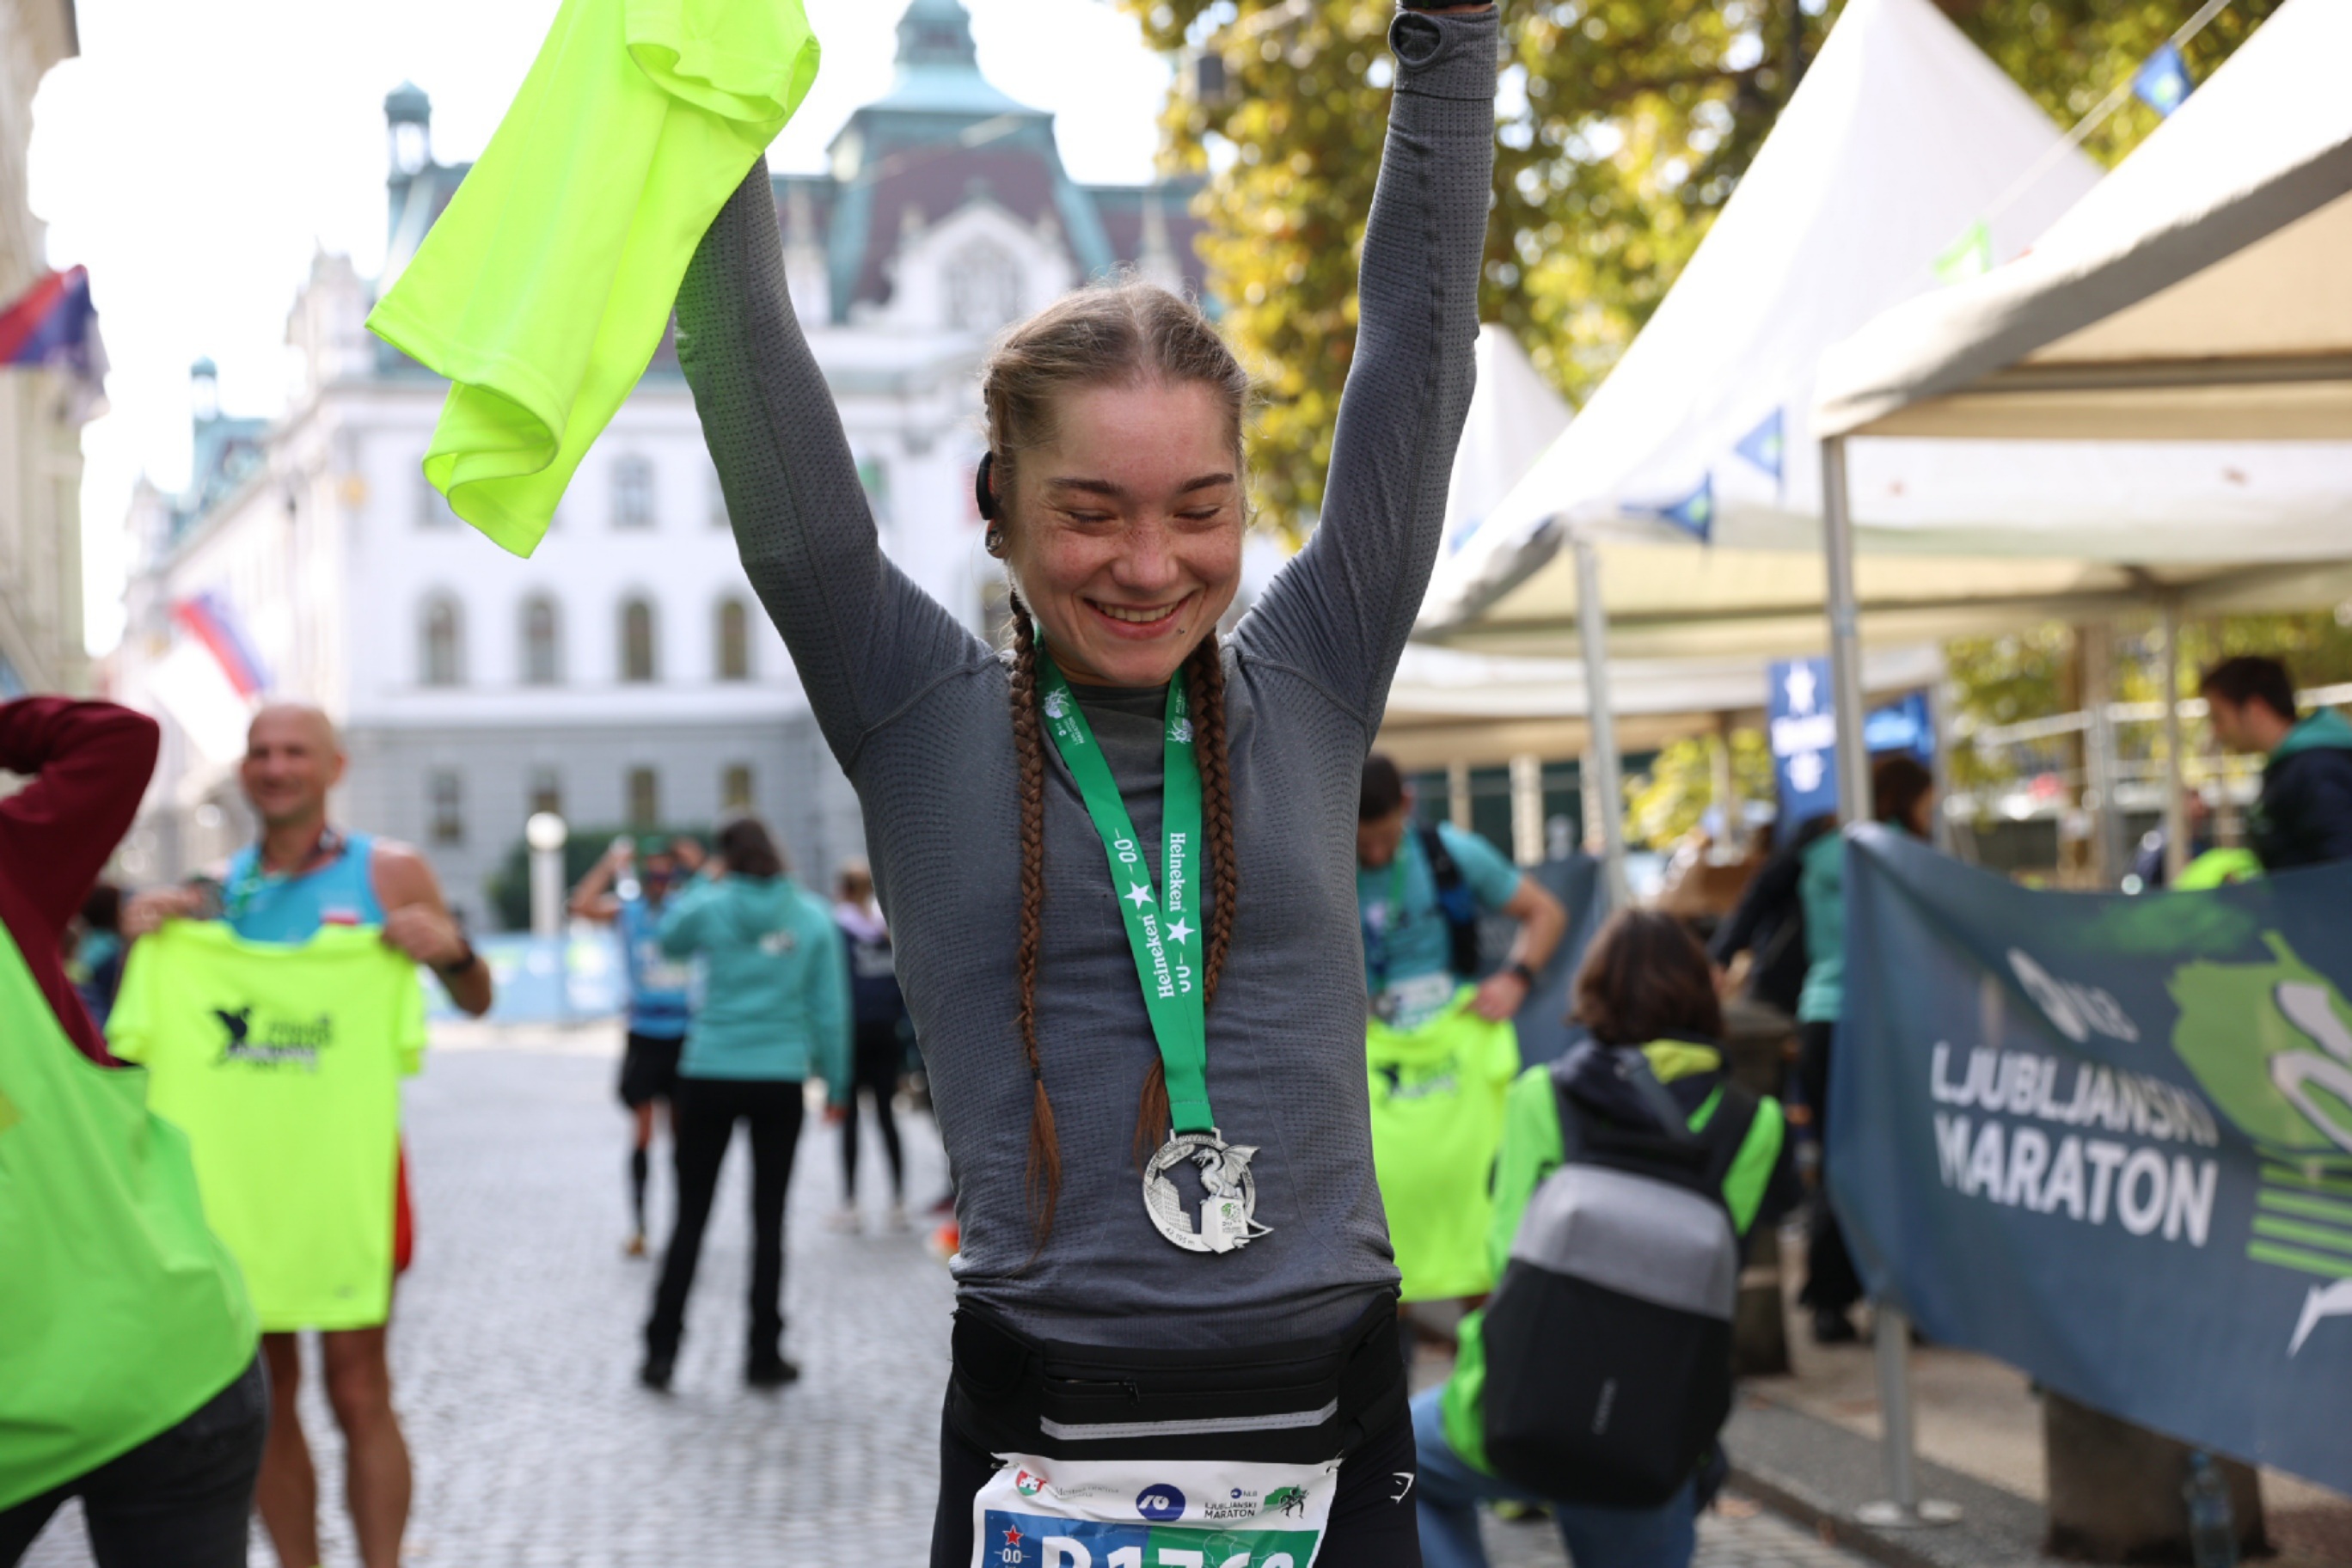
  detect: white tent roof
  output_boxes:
[1816,0,2352,442]
[1376,641,1945,767]
[1442,326,1571,558]
[1422,0,2099,631]
[1419,0,2352,655]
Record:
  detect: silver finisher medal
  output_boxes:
[1142,1130,1273,1253]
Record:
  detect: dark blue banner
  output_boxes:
[1834,827,2352,1491]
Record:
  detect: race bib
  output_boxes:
[634,939,693,993]
[971,1453,1338,1568]
[1374,971,1458,1034]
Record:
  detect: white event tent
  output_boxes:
[1386,329,1943,835]
[1414,0,2352,892]
[1810,0,2352,874]
[1422,0,2352,652]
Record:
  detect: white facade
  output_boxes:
[0,0,88,696]
[113,0,1204,926]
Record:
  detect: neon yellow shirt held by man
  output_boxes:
[1366,992,1520,1302]
[0,922,255,1512]
[367,0,821,556]
[109,922,426,1332]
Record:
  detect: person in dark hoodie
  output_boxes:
[1411,910,1799,1568]
[2200,656,2352,873]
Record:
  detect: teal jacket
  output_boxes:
[1796,827,1846,1025]
[659,874,849,1097]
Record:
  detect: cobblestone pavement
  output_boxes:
[26,1027,1877,1568]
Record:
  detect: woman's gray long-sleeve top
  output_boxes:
[676,8,1497,1351]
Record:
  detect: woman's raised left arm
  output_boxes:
[1240,4,1497,723]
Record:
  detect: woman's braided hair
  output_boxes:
[983,279,1251,1253]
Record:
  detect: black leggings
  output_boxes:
[1797,1020,1863,1314]
[839,1019,905,1201]
[0,1355,266,1568]
[928,1398,1422,1568]
[646,1077,805,1363]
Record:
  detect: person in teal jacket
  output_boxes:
[640,815,848,1391]
[1795,753,1933,1343]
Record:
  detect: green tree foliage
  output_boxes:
[1949,610,2352,802]
[1626,729,1778,846]
[1121,0,2283,535]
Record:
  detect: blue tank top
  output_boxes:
[221,830,385,942]
[618,894,692,1038]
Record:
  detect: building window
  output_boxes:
[429,770,464,844]
[715,597,752,683]
[520,596,561,686]
[722,763,755,812]
[946,239,1023,331]
[420,595,465,687]
[613,456,656,530]
[416,469,456,529]
[529,767,562,818]
[620,596,658,683]
[627,767,660,828]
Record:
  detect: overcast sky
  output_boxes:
[34,0,1173,653]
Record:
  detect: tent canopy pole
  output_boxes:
[2161,594,2190,883]
[1573,535,1630,910]
[1823,434,1955,1528]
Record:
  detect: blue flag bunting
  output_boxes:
[1630,474,1713,541]
[1735,409,1785,481]
[2134,43,2194,117]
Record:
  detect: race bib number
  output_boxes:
[971,1453,1338,1568]
[1375,971,1458,1034]
[633,939,693,994]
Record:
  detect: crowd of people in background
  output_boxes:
[10,632,2352,1568]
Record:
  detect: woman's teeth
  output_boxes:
[1094,602,1177,624]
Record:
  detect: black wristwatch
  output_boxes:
[435,943,480,978]
[1507,959,1539,988]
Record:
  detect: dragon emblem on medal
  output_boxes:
[1142,1131,1274,1253]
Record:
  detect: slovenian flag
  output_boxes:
[0,266,108,418]
[171,591,271,700]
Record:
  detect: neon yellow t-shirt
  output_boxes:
[1366,992,1521,1302]
[109,923,426,1332]
[366,0,821,556]
[0,923,255,1511]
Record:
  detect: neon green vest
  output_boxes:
[0,923,255,1510]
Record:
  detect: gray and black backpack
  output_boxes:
[1478,1054,1755,1506]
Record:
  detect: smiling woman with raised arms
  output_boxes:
[676,5,1496,1561]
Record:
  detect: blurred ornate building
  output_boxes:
[113,0,1204,923]
[0,0,89,695]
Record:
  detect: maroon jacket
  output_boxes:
[0,697,159,1066]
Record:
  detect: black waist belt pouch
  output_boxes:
[948,1294,1405,1465]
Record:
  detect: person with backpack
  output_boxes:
[1413,910,1799,1568]
[1357,753,1566,1318]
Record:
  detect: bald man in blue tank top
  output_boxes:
[124,701,490,1568]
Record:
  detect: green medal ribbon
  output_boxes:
[1033,651,1214,1136]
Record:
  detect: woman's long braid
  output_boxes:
[1007,587,1062,1248]
[1134,626,1240,1171]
